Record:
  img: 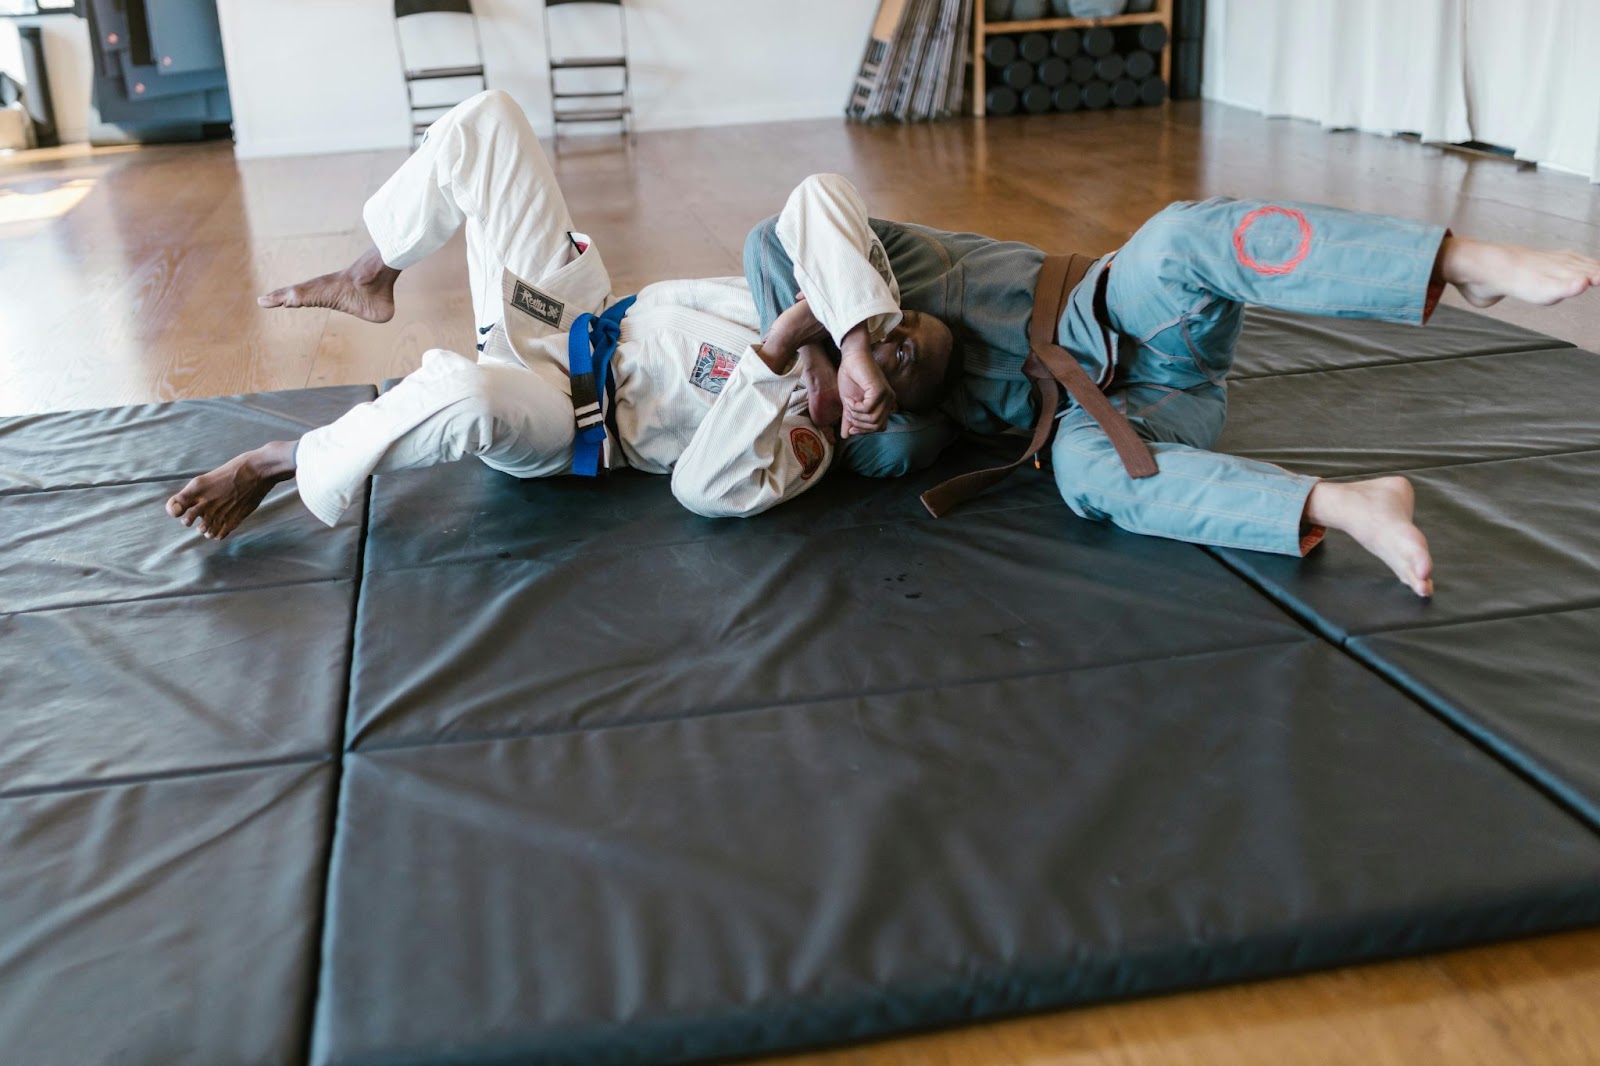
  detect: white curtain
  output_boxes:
[1207,0,1600,181]
[1465,0,1600,178]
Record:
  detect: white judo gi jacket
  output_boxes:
[292,93,911,526]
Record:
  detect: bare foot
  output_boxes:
[1305,477,1434,597]
[166,441,297,541]
[1438,236,1600,309]
[258,246,400,323]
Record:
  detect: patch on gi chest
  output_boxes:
[510,280,565,327]
[789,426,826,480]
[690,342,742,394]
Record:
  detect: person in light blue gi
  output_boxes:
[748,178,1600,598]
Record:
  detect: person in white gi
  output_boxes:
[164,90,955,539]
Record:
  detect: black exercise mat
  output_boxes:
[350,463,1304,749]
[1216,347,1600,478]
[0,582,353,795]
[1213,450,1600,640]
[1352,609,1600,827]
[0,764,332,1066]
[0,385,376,496]
[314,641,1600,1066]
[360,434,1066,575]
[1,480,361,615]
[1228,302,1571,380]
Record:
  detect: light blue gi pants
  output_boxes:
[1054,197,1446,554]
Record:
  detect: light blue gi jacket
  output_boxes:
[746,197,1446,555]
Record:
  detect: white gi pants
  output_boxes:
[295,90,611,526]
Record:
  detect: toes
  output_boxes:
[166,495,185,517]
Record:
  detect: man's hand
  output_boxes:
[837,324,893,436]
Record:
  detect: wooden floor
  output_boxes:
[5,102,1600,1063]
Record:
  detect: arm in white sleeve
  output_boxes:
[774,173,903,349]
[671,348,834,518]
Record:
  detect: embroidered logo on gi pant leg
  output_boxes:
[689,343,742,394]
[789,427,826,480]
[868,240,893,286]
[511,281,566,327]
[1233,206,1313,276]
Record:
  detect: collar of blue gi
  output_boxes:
[567,294,637,477]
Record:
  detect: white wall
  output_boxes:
[0,12,93,144]
[218,0,879,159]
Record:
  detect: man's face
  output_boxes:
[870,311,954,412]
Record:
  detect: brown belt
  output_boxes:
[919,253,1158,518]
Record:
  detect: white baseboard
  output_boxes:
[233,128,411,160]
[235,97,846,158]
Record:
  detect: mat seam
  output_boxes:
[344,628,1313,757]
[299,476,371,1066]
[354,493,1074,580]
[0,752,334,801]
[1,574,356,621]
[1204,544,1600,839]
[1227,341,1577,381]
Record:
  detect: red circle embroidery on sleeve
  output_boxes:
[1232,206,1313,276]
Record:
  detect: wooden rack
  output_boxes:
[972,0,1173,116]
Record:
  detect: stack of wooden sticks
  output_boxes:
[846,0,972,122]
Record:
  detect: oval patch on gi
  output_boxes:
[789,427,826,480]
[1232,206,1313,276]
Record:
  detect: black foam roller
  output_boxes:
[1082,27,1115,57]
[1138,22,1169,51]
[1094,53,1125,80]
[986,86,1019,115]
[1053,83,1081,111]
[1038,57,1069,86]
[1139,75,1167,106]
[1173,40,1200,98]
[1019,32,1050,63]
[1081,80,1111,109]
[1070,55,1096,82]
[1002,59,1035,89]
[1051,28,1081,58]
[984,36,1018,66]
[1022,84,1054,113]
[1124,49,1156,80]
[1111,77,1140,107]
[1175,0,1204,40]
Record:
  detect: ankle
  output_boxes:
[1303,480,1347,531]
[245,440,298,481]
[351,247,399,288]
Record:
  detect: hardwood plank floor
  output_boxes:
[3,102,1599,1065]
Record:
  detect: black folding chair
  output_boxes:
[394,0,488,147]
[544,0,631,141]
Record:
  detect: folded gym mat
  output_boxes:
[350,458,1306,748]
[315,641,1600,1066]
[0,764,333,1066]
[1212,338,1600,834]
[1229,302,1572,379]
[1217,347,1600,478]
[1353,609,1600,827]
[2,479,359,615]
[0,583,353,794]
[1214,450,1600,640]
[0,385,375,496]
[9,303,1600,1066]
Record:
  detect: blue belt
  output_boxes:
[567,294,636,477]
